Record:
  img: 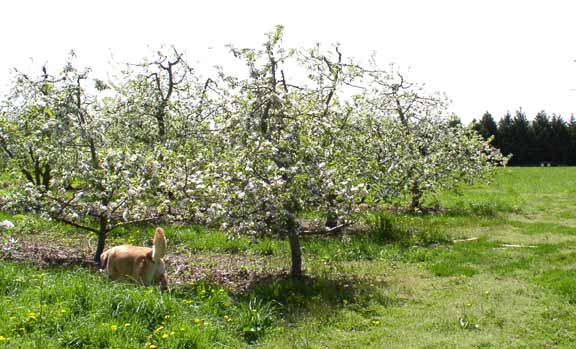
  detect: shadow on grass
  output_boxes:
[169,272,406,343]
[241,272,403,315]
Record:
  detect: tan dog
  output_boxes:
[100,227,168,290]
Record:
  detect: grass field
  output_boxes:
[1,167,576,348]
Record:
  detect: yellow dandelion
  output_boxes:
[194,318,200,324]
[203,321,210,326]
[124,323,131,328]
[0,336,6,342]
[154,326,164,333]
[223,315,229,321]
[110,325,118,331]
[183,299,193,304]
[170,331,175,335]
[164,315,171,320]
[149,345,157,349]
[161,333,169,339]
[371,320,381,325]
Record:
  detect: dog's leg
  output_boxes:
[100,250,109,271]
[160,273,168,291]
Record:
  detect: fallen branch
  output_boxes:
[301,223,349,236]
[453,237,479,243]
[499,244,536,248]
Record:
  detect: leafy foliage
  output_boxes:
[472,109,576,166]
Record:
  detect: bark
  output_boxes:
[41,164,51,190]
[21,169,35,185]
[93,215,109,267]
[325,194,338,228]
[152,53,181,142]
[409,181,423,213]
[287,212,302,277]
[34,159,41,188]
[325,212,338,229]
[288,219,302,277]
[155,109,166,141]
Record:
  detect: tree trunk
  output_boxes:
[325,212,338,229]
[286,211,302,277]
[93,216,109,267]
[325,194,338,228]
[155,110,166,142]
[409,181,423,213]
[41,164,51,190]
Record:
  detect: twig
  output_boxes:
[301,223,349,236]
[499,244,536,248]
[453,237,479,243]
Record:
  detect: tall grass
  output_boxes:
[0,262,244,348]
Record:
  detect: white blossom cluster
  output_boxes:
[0,29,507,269]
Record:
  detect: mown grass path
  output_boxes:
[259,167,576,348]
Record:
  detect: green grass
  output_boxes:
[0,261,291,348]
[0,262,245,348]
[2,167,576,348]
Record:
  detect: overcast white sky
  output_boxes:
[1,0,575,123]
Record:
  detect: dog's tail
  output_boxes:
[152,227,167,262]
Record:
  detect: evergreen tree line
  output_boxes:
[471,110,576,166]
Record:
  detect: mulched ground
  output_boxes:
[0,230,285,293]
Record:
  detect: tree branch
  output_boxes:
[109,217,160,232]
[54,216,99,234]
